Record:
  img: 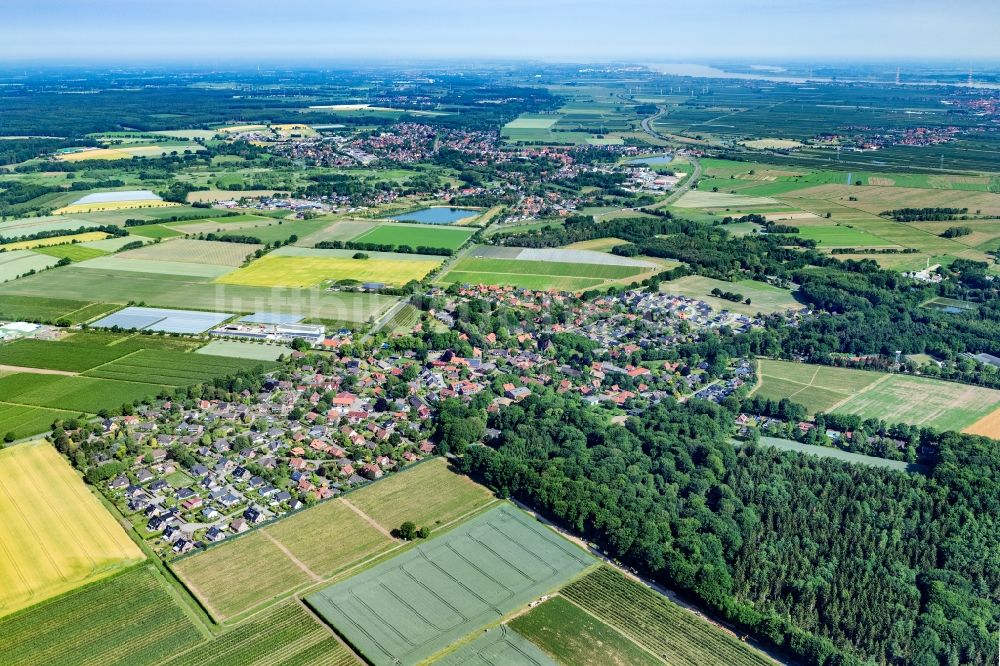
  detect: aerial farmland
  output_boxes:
[0,50,998,666]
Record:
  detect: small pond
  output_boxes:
[389,207,478,224]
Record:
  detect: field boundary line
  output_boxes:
[84,348,144,373]
[0,364,77,376]
[825,372,893,413]
[558,592,669,664]
[261,530,321,582]
[58,301,103,323]
[295,597,365,663]
[341,498,397,540]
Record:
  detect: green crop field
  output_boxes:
[0,249,59,281]
[510,595,660,666]
[0,338,130,372]
[33,244,107,262]
[352,223,475,251]
[0,295,117,323]
[348,457,495,532]
[83,349,276,387]
[661,275,803,315]
[0,334,267,432]
[307,503,594,666]
[754,359,1000,430]
[127,224,185,239]
[437,626,555,666]
[0,332,201,373]
[160,599,356,666]
[561,567,772,666]
[298,219,378,246]
[0,374,166,414]
[0,403,78,439]
[77,256,235,278]
[0,566,204,666]
[0,265,395,324]
[238,217,331,245]
[441,257,644,291]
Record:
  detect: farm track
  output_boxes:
[260,531,321,582]
[0,364,77,376]
[340,498,397,540]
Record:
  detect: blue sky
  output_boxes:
[2,0,998,62]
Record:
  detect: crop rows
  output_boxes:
[0,375,163,413]
[561,567,771,666]
[0,566,203,666]
[0,339,128,372]
[160,600,355,666]
[85,350,273,386]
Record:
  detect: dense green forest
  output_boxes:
[458,391,999,666]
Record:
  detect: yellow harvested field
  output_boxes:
[1,231,109,251]
[216,254,442,288]
[55,148,133,161]
[963,405,1000,439]
[0,441,144,617]
[54,200,177,215]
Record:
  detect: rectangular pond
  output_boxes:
[389,207,479,225]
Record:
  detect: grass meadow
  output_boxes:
[754,359,1000,430]
[347,457,495,532]
[352,223,475,251]
[661,275,803,315]
[441,256,644,291]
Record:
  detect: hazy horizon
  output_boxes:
[2,0,998,63]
